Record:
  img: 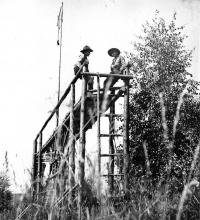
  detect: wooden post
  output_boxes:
[31,139,37,200]
[97,75,101,199]
[109,90,115,194]
[36,133,42,200]
[68,83,75,204]
[123,78,130,193]
[78,76,87,220]
[56,2,63,127]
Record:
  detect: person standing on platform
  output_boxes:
[104,48,126,89]
[74,45,94,90]
[109,48,126,74]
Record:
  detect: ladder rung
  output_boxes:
[100,134,123,137]
[101,114,123,117]
[89,87,122,93]
[89,88,104,92]
[100,153,123,157]
[109,86,122,90]
[107,93,123,97]
[102,174,124,177]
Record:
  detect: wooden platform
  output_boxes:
[38,86,125,156]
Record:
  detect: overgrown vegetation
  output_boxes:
[2,11,200,220]
[0,172,15,219]
[121,10,200,219]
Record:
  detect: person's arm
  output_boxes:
[74,54,87,74]
[111,58,117,72]
[85,63,89,72]
[119,56,126,72]
[76,54,86,65]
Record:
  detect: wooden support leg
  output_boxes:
[78,77,87,220]
[31,139,37,201]
[36,133,42,201]
[97,75,101,199]
[123,79,130,193]
[109,90,115,194]
[69,84,75,206]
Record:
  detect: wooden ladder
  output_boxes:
[96,76,130,196]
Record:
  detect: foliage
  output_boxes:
[126,11,200,186]
[109,11,200,219]
[0,172,13,213]
[128,10,193,92]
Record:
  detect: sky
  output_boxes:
[0,0,199,192]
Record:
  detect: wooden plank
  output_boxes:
[82,72,133,79]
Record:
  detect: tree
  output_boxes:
[126,11,200,190]
[114,11,200,219]
[0,172,12,213]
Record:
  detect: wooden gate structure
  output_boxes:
[31,69,132,219]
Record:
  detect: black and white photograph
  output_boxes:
[0,0,200,219]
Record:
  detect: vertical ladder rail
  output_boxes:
[32,139,37,200]
[99,83,126,195]
[78,76,87,220]
[36,133,42,200]
[123,78,130,192]
[69,83,75,204]
[109,90,115,194]
[97,75,101,199]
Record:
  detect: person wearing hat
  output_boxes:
[104,48,126,89]
[74,45,94,90]
[108,48,126,74]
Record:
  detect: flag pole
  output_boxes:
[56,2,63,127]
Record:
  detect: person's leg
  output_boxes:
[108,69,122,88]
[103,71,113,88]
[104,75,117,91]
[88,76,94,90]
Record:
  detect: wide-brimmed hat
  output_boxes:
[108,48,120,57]
[80,45,93,53]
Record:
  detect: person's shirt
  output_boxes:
[111,55,126,74]
[74,54,89,72]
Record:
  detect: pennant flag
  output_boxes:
[57,2,63,45]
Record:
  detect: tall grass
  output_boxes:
[1,80,200,220]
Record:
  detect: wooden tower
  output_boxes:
[31,69,131,219]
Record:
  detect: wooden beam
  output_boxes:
[68,83,75,204]
[31,139,37,200]
[36,133,42,200]
[123,78,130,192]
[82,72,133,79]
[35,71,82,140]
[109,90,115,194]
[35,71,132,141]
[78,76,87,220]
[97,75,101,199]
